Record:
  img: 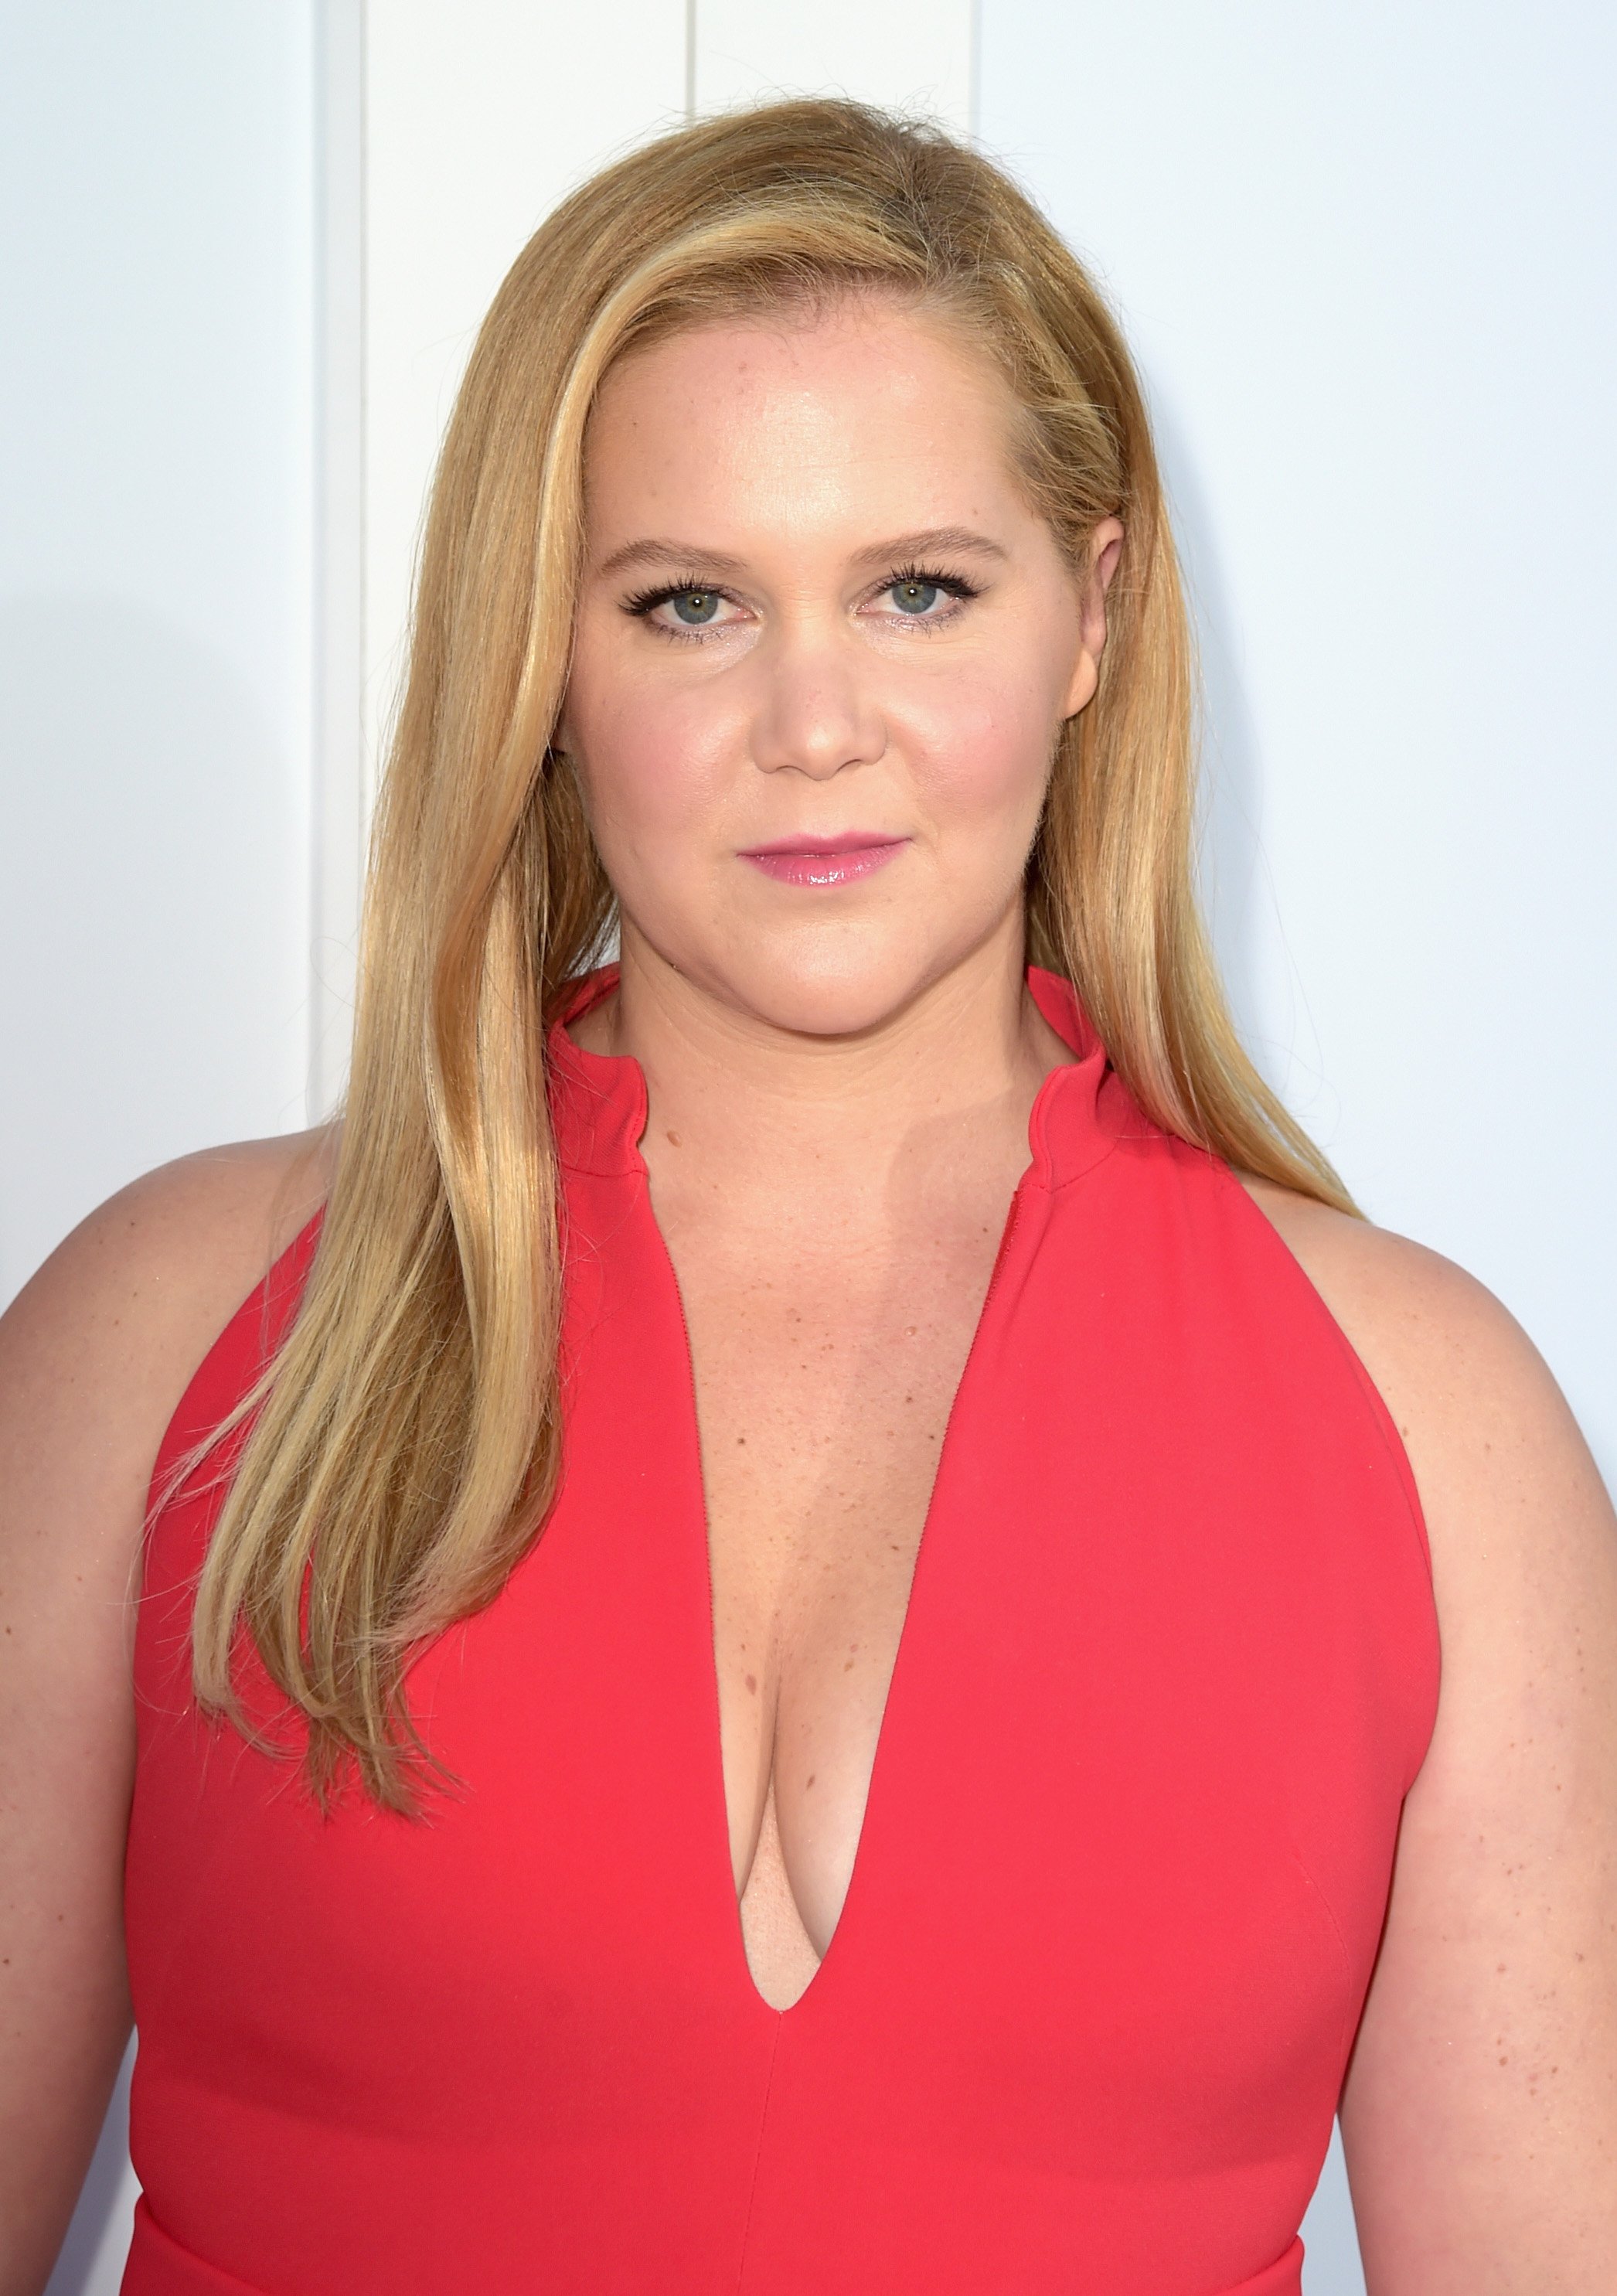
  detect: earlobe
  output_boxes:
[1060,654,1101,723]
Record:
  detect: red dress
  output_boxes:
[122,967,1438,2294]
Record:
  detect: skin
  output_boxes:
[560,301,1118,2008]
[1,296,1612,2292]
[0,1133,332,2296]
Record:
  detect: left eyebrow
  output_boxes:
[849,527,1009,570]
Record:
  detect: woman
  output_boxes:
[3,98,1613,2296]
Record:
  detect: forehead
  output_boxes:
[581,299,1024,546]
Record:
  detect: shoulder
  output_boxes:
[1234,1174,1597,1531]
[0,1125,336,2011]
[1235,1175,1616,1780]
[0,1128,335,1610]
[1237,1171,1499,1373]
[2,1127,334,1426]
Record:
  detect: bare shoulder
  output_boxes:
[1237,1170,1515,1396]
[1235,1172,1593,1497]
[1231,1175,1608,1698]
[0,1126,335,1615]
[1,1125,335,1447]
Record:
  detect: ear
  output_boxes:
[1061,516,1126,720]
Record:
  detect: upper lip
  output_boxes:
[738,832,908,856]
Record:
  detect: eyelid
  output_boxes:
[621,575,748,618]
[619,562,985,637]
[860,564,982,618]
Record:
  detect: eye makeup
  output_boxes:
[621,574,730,628]
[620,561,984,641]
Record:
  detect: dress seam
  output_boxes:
[734,2016,783,2294]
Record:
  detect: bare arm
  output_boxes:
[0,1133,329,2296]
[1244,1180,1617,2293]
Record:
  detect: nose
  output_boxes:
[748,625,887,781]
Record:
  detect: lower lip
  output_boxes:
[741,840,907,888]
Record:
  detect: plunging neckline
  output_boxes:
[653,1152,1036,2022]
[550,967,1105,2022]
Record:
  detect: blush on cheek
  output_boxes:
[905,683,1057,839]
[570,690,743,894]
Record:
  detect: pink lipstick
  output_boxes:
[739,833,908,888]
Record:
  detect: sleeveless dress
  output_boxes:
[122,966,1439,2295]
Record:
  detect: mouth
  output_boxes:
[737,833,910,888]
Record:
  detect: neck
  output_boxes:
[585,914,1073,1211]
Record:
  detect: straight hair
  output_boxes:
[189,98,1354,1809]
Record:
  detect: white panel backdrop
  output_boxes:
[10,5,1611,2291]
[975,8,1615,2287]
[977,1,1617,1477]
[2,8,318,2292]
[0,6,315,1310]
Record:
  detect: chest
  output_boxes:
[129,1153,1438,2294]
[656,1187,1014,2004]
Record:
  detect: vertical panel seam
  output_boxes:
[734,2017,783,2294]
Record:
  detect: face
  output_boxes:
[560,296,1121,1038]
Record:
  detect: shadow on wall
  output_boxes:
[1143,400,1369,2296]
[45,2042,137,2296]
[1150,399,1264,1020]
[1147,393,1331,1140]
[0,594,307,1305]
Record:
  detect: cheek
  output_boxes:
[899,658,1063,844]
[563,635,739,853]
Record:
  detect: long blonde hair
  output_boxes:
[189,98,1353,1809]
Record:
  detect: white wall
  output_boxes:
[977,0,1617,1480]
[977,11,1615,2284]
[0,7,318,2291]
[693,0,973,124]
[0,5,316,1310]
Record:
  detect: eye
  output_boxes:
[889,577,941,615]
[667,587,721,625]
[621,577,743,639]
[870,565,979,625]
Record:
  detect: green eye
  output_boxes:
[891,579,941,614]
[670,589,720,624]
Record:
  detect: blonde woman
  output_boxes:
[4,100,1614,2296]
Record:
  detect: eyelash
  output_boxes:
[889,563,982,612]
[621,563,982,640]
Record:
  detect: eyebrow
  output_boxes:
[595,526,1010,581]
[853,526,1010,571]
[597,537,747,579]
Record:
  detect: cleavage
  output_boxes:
[664,1208,1007,2012]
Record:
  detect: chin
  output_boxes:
[703,928,976,1041]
